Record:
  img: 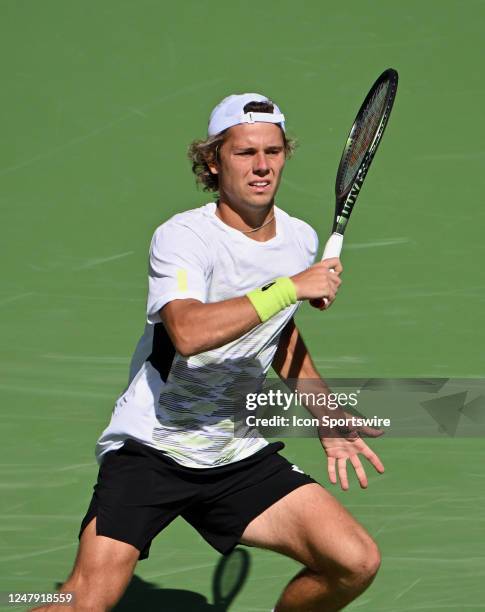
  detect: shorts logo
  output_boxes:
[291,464,304,474]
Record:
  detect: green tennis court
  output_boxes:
[1,1,484,610]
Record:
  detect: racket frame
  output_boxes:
[313,68,398,309]
[332,68,399,236]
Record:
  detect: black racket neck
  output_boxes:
[333,176,364,234]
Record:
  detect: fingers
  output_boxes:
[327,455,349,490]
[322,257,343,275]
[290,259,343,303]
[350,455,368,489]
[327,456,337,485]
[325,438,385,489]
[324,288,337,303]
[318,261,343,286]
[327,276,341,293]
[331,452,380,490]
[338,457,349,490]
[361,446,385,474]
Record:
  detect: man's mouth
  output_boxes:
[248,181,271,192]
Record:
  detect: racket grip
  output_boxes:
[310,233,344,309]
[321,232,344,260]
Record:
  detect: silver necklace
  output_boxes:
[240,215,275,234]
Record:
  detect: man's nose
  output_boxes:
[253,153,270,175]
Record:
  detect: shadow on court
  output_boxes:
[115,548,251,611]
[114,576,213,612]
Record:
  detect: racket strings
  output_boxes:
[213,549,250,603]
[338,81,390,194]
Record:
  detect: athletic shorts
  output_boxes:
[79,438,316,559]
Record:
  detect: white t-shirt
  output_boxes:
[96,202,318,468]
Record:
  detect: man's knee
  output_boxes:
[63,572,118,611]
[349,536,380,578]
[64,551,137,611]
[336,536,381,592]
[313,533,381,592]
[29,573,122,612]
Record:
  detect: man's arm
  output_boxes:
[272,318,385,490]
[160,296,260,357]
[160,259,342,357]
[272,317,346,418]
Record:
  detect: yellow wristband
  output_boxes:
[247,277,297,323]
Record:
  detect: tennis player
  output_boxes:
[33,93,384,612]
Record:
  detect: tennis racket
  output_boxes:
[312,67,399,309]
[212,548,250,610]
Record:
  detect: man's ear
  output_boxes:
[207,159,219,175]
[207,145,220,175]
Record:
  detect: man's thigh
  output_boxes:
[31,518,139,611]
[74,517,140,580]
[239,483,377,574]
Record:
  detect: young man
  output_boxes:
[34,93,384,612]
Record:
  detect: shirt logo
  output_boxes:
[291,464,304,474]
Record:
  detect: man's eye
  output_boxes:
[236,152,252,156]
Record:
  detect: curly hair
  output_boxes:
[187,100,296,192]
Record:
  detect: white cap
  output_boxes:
[208,93,285,136]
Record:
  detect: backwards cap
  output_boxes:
[208,93,285,136]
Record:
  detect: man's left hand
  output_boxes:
[319,434,385,491]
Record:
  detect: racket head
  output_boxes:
[333,68,398,233]
[212,548,251,610]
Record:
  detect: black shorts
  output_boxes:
[79,439,316,560]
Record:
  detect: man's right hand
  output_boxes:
[290,258,343,307]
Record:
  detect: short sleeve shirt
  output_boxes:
[96,203,319,468]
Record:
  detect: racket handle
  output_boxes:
[310,233,344,309]
[321,232,344,260]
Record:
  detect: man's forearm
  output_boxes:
[283,370,349,424]
[160,296,261,357]
[274,320,349,424]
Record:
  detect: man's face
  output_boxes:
[210,123,286,210]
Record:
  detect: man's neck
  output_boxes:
[216,199,276,242]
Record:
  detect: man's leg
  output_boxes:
[31,518,139,612]
[240,483,380,612]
